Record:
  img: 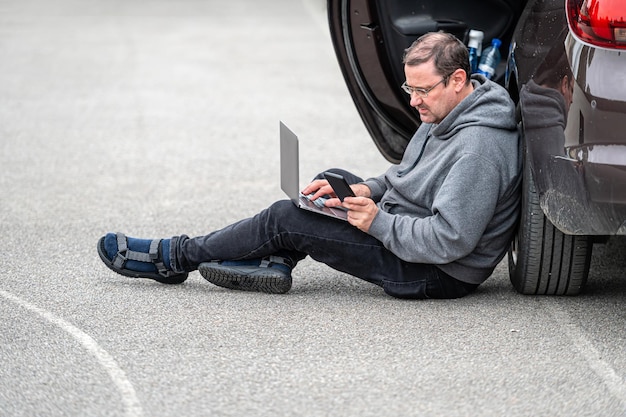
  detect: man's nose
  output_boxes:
[410,94,423,107]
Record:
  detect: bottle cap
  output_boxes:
[492,38,502,48]
[468,30,484,48]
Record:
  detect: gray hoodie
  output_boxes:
[364,75,521,284]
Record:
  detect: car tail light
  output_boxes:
[567,0,626,49]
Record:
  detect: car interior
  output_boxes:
[375,0,527,87]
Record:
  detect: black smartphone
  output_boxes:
[324,172,355,202]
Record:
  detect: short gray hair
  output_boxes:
[403,32,471,85]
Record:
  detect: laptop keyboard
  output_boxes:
[299,193,348,219]
[300,192,328,208]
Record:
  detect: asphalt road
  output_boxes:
[1,1,625,416]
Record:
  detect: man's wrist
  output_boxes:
[353,183,372,198]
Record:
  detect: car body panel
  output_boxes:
[508,0,626,234]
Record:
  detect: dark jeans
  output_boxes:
[171,169,477,299]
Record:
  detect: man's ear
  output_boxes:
[450,68,468,92]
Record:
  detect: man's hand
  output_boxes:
[301,181,372,201]
[301,179,335,201]
[341,196,378,232]
[301,181,377,232]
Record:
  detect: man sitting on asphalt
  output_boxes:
[97,31,521,299]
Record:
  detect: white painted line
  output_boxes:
[546,301,626,412]
[0,289,143,417]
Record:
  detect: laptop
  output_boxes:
[280,121,348,221]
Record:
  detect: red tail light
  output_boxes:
[567,0,626,49]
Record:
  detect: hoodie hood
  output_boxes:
[431,74,518,140]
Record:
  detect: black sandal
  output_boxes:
[97,232,188,284]
[198,256,292,294]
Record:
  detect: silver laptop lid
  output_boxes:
[280,121,300,202]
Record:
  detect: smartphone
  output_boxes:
[324,172,356,202]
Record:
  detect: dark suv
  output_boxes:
[328,0,626,295]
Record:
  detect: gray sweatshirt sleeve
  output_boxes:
[362,174,388,202]
[367,154,502,264]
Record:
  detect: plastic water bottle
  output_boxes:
[477,38,502,79]
[468,30,484,74]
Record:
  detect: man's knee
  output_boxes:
[266,200,305,227]
[269,199,298,215]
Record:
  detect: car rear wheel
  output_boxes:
[508,152,593,295]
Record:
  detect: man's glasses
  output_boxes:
[401,77,447,98]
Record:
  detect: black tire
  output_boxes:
[508,153,592,295]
